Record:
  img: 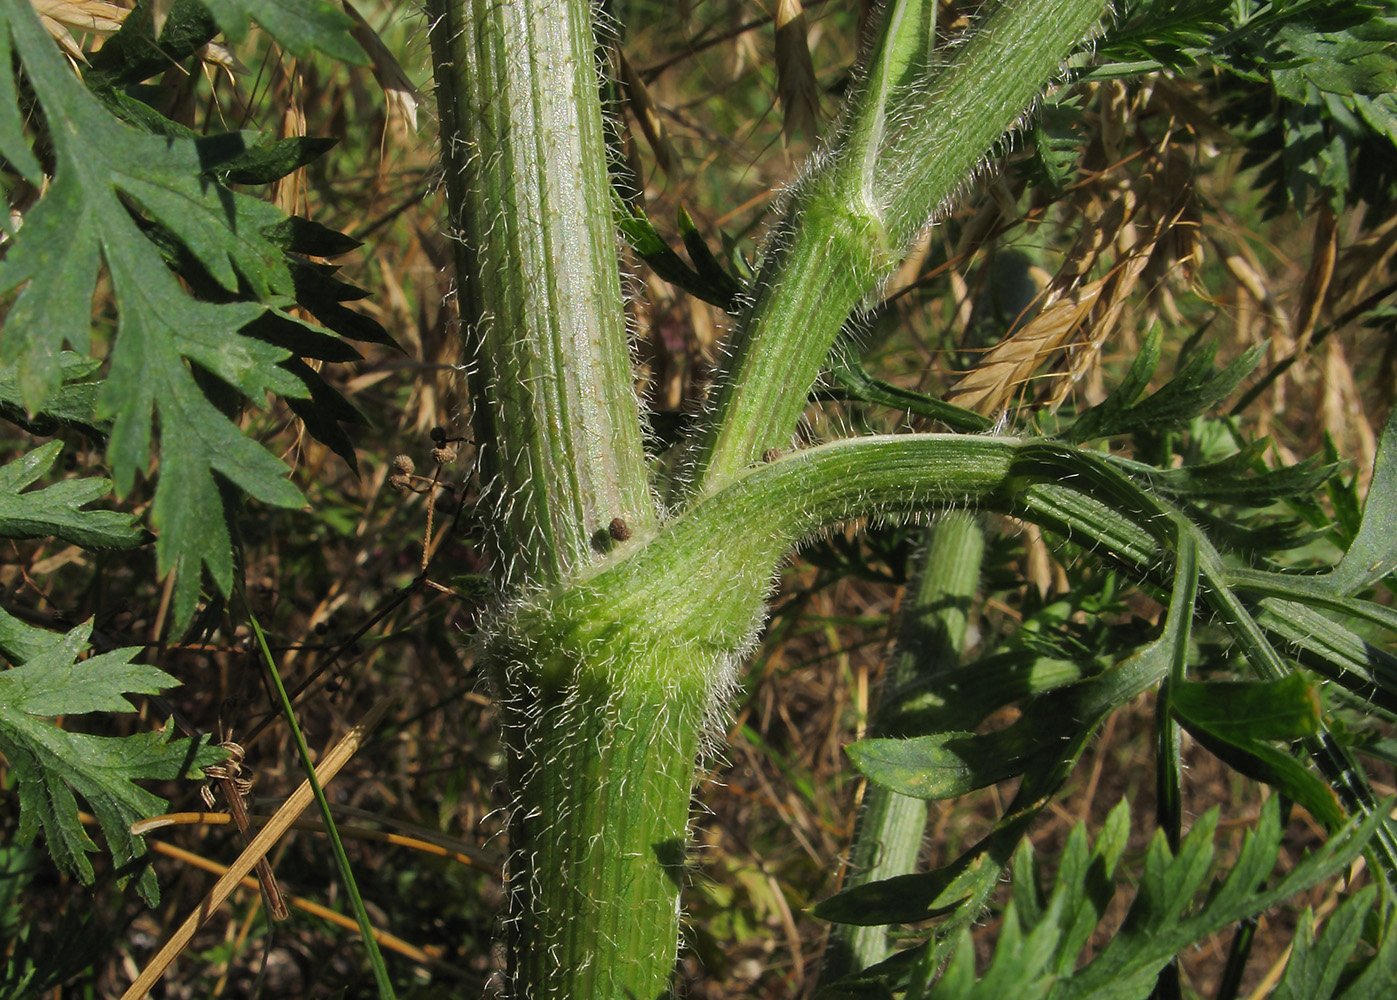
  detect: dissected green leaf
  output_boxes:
[1272,887,1376,1000]
[927,897,1061,1000]
[1272,20,1397,101]
[0,443,147,550]
[848,597,1177,800]
[0,353,104,439]
[263,216,365,257]
[616,198,742,311]
[286,257,398,348]
[1193,534,1397,881]
[0,620,224,905]
[211,136,341,185]
[0,606,55,667]
[1028,92,1086,191]
[677,205,744,308]
[281,357,367,474]
[1045,801,1132,979]
[1183,723,1346,830]
[0,0,324,625]
[198,0,367,64]
[1090,0,1231,74]
[827,339,993,433]
[1173,674,1346,830]
[1327,894,1397,999]
[1064,326,1161,443]
[0,15,38,185]
[879,651,1089,738]
[1113,443,1335,508]
[836,797,1387,999]
[1217,4,1397,211]
[1065,340,1263,442]
[84,0,219,93]
[1047,797,1384,1000]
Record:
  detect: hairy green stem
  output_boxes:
[427,0,654,586]
[691,0,1110,492]
[490,433,1023,997]
[496,668,707,998]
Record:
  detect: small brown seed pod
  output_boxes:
[608,517,632,542]
[392,453,416,475]
[432,442,460,465]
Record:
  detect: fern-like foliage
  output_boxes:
[821,798,1390,1000]
[0,441,146,549]
[1083,0,1397,211]
[0,0,377,911]
[820,335,1397,995]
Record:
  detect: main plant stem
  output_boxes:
[426,0,1111,996]
[497,668,709,997]
[427,1,681,994]
[427,0,654,586]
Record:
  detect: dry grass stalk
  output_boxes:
[1294,202,1338,352]
[1099,79,1128,164]
[1222,251,1269,305]
[140,837,438,964]
[775,0,820,142]
[1046,240,1156,410]
[119,697,392,1000]
[948,278,1101,414]
[1322,336,1376,475]
[149,0,173,38]
[342,0,421,135]
[1044,188,1141,304]
[1331,211,1397,309]
[618,48,681,178]
[1149,76,1234,148]
[271,64,308,217]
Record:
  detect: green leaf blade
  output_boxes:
[0,622,224,904]
[0,443,147,550]
[199,0,368,64]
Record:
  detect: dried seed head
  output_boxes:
[389,472,413,493]
[608,517,632,542]
[431,442,459,465]
[392,453,415,475]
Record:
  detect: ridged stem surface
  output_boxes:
[495,662,708,998]
[428,0,655,586]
